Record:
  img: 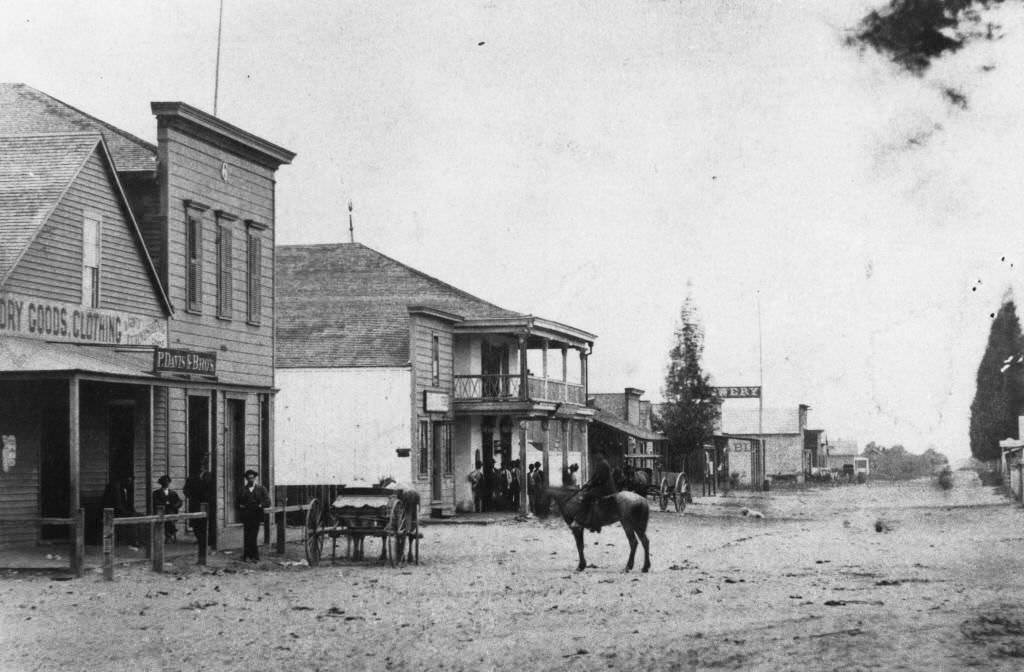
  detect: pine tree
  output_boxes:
[660,292,720,473]
[969,296,1024,463]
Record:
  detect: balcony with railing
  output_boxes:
[454,374,585,406]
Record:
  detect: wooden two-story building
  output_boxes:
[0,84,293,548]
[275,243,595,516]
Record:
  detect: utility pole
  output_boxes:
[214,0,224,116]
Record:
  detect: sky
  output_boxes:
[3,0,1024,461]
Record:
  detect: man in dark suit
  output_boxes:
[184,456,214,548]
[236,469,270,562]
[571,448,616,532]
[152,475,183,543]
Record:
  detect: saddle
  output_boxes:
[579,494,617,533]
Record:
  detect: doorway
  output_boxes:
[225,398,246,525]
[40,404,70,538]
[188,395,214,546]
[108,403,135,486]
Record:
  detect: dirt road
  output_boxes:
[2,471,1023,671]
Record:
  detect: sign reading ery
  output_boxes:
[713,386,762,399]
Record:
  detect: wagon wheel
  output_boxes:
[387,499,407,568]
[658,480,669,512]
[304,498,324,567]
[673,491,687,513]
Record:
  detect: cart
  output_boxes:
[303,486,421,567]
[655,471,691,512]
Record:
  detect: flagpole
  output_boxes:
[757,291,763,436]
[214,0,224,116]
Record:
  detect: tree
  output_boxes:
[659,291,720,474]
[969,296,1024,463]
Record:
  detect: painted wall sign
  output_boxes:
[712,386,762,399]
[728,438,753,453]
[0,292,166,346]
[153,348,217,377]
[423,390,451,413]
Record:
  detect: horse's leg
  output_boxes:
[638,528,651,572]
[622,525,637,572]
[572,526,586,571]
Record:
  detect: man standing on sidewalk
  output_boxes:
[236,469,270,562]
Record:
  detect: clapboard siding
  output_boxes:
[409,315,455,512]
[3,150,166,318]
[160,124,276,388]
[0,382,44,546]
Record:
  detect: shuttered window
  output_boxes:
[215,216,234,319]
[82,211,101,307]
[247,230,262,324]
[185,213,202,313]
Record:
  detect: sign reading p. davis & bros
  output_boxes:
[153,348,217,377]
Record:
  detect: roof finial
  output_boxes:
[348,200,355,243]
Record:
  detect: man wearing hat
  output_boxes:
[236,469,270,562]
[152,475,182,543]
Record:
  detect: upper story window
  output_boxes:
[432,334,440,386]
[245,220,266,325]
[215,211,236,320]
[184,201,208,313]
[81,210,101,307]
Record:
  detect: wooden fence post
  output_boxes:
[102,508,114,581]
[72,508,85,578]
[276,495,286,554]
[152,506,165,573]
[197,503,208,566]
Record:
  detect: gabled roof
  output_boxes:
[0,132,172,313]
[592,408,666,442]
[276,243,527,368]
[0,84,156,172]
[0,133,103,281]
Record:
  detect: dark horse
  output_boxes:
[545,486,651,573]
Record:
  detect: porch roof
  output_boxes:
[0,337,157,380]
[592,408,665,442]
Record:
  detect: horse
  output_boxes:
[544,486,651,573]
[377,478,420,565]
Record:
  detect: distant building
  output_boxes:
[719,404,810,482]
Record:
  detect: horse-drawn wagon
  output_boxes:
[303,484,421,567]
[619,466,691,512]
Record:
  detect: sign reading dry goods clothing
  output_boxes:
[153,348,217,377]
[712,386,762,399]
[0,292,166,346]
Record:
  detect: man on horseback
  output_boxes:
[571,447,616,532]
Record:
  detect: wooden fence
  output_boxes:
[102,504,208,581]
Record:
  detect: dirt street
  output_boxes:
[2,471,1023,671]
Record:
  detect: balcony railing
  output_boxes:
[454,374,584,405]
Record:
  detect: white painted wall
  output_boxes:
[275,367,412,485]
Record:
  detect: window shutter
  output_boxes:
[186,216,202,312]
[217,224,233,318]
[247,233,262,324]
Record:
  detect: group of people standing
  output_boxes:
[468,458,581,514]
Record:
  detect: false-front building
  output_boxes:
[0,84,293,548]
[275,243,595,516]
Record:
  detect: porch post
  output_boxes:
[518,335,528,401]
[542,339,549,400]
[579,349,589,403]
[147,385,154,514]
[561,347,568,402]
[541,419,551,493]
[69,376,80,517]
[560,420,569,478]
[518,419,529,516]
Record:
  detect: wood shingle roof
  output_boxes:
[276,243,526,368]
[0,83,156,172]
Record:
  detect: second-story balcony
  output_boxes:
[454,374,585,406]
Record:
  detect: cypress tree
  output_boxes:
[969,296,1024,462]
[660,291,720,473]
